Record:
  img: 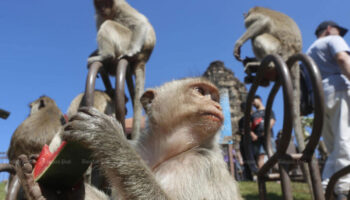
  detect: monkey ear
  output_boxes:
[140,90,156,111]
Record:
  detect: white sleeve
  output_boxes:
[328,35,350,56]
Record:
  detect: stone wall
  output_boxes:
[203,61,247,141]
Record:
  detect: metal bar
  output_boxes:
[83,61,103,107]
[258,178,267,200]
[6,175,20,200]
[258,55,294,175]
[287,53,325,162]
[115,59,128,132]
[308,158,325,200]
[243,54,294,200]
[0,163,15,174]
[279,159,293,200]
[264,80,281,159]
[286,53,325,200]
[325,165,350,200]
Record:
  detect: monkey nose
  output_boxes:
[215,103,222,111]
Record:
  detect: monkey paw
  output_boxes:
[15,155,46,200]
[29,154,39,166]
[125,46,141,57]
[62,107,125,149]
[234,43,242,61]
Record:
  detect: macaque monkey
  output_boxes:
[8,96,64,163]
[49,90,116,153]
[234,6,302,62]
[88,0,156,139]
[6,96,64,200]
[16,78,242,200]
[67,90,116,118]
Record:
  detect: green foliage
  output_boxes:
[0,181,6,200]
[239,181,311,200]
[301,116,314,138]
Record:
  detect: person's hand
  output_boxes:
[250,131,258,141]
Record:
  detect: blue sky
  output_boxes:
[0,0,350,153]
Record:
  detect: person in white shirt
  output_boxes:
[307,20,350,200]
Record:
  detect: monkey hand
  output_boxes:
[62,107,125,150]
[15,155,47,200]
[29,154,39,166]
[234,43,243,62]
[16,155,86,200]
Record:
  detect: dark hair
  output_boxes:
[253,95,261,100]
[315,21,348,37]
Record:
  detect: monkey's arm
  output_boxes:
[126,22,149,57]
[234,18,269,61]
[62,107,170,200]
[15,155,47,200]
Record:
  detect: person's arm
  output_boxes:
[250,131,258,141]
[335,51,350,81]
[270,111,276,131]
[270,118,276,130]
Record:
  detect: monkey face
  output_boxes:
[94,0,114,18]
[29,96,54,115]
[185,82,223,137]
[142,78,223,140]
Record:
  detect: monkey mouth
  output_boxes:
[201,112,224,123]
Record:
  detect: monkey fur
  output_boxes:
[234,6,302,62]
[88,0,156,140]
[6,96,64,200]
[7,96,64,164]
[66,90,116,119]
[89,0,156,65]
[17,78,242,200]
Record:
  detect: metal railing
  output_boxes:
[242,53,326,200]
[0,152,9,182]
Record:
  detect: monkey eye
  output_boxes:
[211,94,220,102]
[194,87,205,96]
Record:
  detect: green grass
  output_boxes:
[239,181,311,200]
[0,180,311,200]
[0,181,6,200]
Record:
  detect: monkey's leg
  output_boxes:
[0,163,15,174]
[131,62,145,140]
[252,33,281,60]
[93,20,131,63]
[83,61,103,107]
[234,19,269,61]
[62,107,170,200]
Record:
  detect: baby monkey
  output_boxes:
[16,78,242,200]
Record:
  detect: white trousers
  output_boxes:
[321,89,350,195]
